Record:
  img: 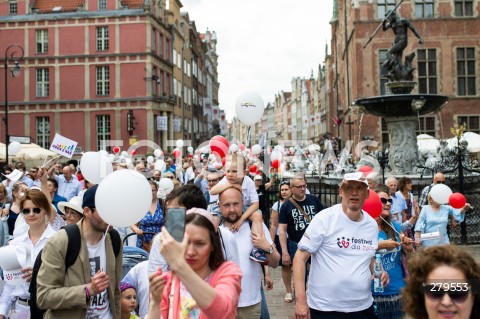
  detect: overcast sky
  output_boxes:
[181,0,334,120]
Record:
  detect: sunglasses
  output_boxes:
[207,178,219,184]
[22,207,42,215]
[380,198,393,205]
[437,181,445,184]
[423,284,470,303]
[280,181,290,186]
[165,176,175,179]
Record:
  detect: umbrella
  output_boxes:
[0,143,57,161]
[417,134,440,151]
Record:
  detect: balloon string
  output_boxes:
[42,154,62,168]
[247,126,251,147]
[380,216,402,237]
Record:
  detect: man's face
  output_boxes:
[153,171,161,181]
[206,172,220,190]
[87,207,112,233]
[219,189,243,224]
[29,168,38,179]
[339,181,369,211]
[387,180,397,195]
[433,174,446,185]
[62,167,72,180]
[290,179,307,198]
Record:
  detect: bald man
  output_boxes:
[418,172,446,207]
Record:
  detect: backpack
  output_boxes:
[29,224,121,319]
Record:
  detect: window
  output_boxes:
[96,115,111,151]
[152,67,158,96]
[36,117,50,149]
[98,0,106,10]
[378,49,388,95]
[457,116,480,134]
[455,0,473,16]
[165,39,171,61]
[456,48,476,96]
[159,34,164,57]
[152,28,157,53]
[415,0,434,18]
[377,0,396,19]
[96,66,110,96]
[166,74,171,97]
[381,116,436,145]
[36,30,48,54]
[417,49,437,94]
[96,27,109,51]
[173,78,177,96]
[36,68,49,97]
[8,0,17,14]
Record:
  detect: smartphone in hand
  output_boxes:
[165,207,186,242]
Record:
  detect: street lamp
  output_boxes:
[4,44,24,164]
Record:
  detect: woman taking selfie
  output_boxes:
[147,208,242,319]
[403,245,480,319]
[0,189,56,318]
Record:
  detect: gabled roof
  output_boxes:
[121,0,144,9]
[32,0,84,13]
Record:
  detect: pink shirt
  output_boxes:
[160,261,242,319]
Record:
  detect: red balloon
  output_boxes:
[249,165,258,174]
[113,146,120,154]
[362,189,383,218]
[210,135,229,159]
[173,148,181,158]
[130,150,136,155]
[359,166,373,173]
[271,159,280,169]
[239,144,245,151]
[449,193,466,209]
[221,157,226,166]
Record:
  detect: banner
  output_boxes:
[173,118,181,132]
[156,116,168,131]
[49,133,78,158]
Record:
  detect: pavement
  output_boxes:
[264,245,480,319]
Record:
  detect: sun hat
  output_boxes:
[58,196,83,215]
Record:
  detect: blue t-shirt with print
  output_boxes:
[372,222,405,296]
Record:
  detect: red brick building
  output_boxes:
[329,0,479,147]
[0,0,217,154]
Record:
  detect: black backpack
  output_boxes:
[29,224,121,319]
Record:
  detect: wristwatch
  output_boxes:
[267,244,274,254]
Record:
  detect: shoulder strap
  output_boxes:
[288,198,311,222]
[63,224,81,269]
[109,228,121,257]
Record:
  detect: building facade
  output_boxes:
[0,0,220,154]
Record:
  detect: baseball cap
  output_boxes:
[254,175,263,180]
[82,184,98,208]
[339,172,369,187]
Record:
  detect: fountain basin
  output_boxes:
[355,94,448,117]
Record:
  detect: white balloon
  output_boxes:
[147,156,154,164]
[108,154,115,162]
[95,169,151,227]
[201,146,210,154]
[252,144,262,155]
[154,160,166,172]
[98,150,109,159]
[80,152,113,184]
[158,177,174,195]
[121,151,128,157]
[229,144,239,153]
[8,142,21,156]
[271,150,282,161]
[176,139,184,148]
[187,146,194,153]
[235,91,265,126]
[154,149,163,157]
[430,184,453,204]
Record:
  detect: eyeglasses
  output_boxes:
[207,178,219,184]
[65,207,81,216]
[423,284,470,303]
[380,198,393,205]
[292,185,307,189]
[22,207,42,215]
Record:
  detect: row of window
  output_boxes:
[377,0,474,18]
[35,115,110,150]
[379,47,477,96]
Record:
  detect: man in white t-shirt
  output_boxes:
[293,172,389,319]
[218,186,280,319]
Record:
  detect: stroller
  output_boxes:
[121,232,156,278]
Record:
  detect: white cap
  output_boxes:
[340,172,369,187]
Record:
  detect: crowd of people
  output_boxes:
[0,155,478,319]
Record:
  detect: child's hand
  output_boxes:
[230,219,243,232]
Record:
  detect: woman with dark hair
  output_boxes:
[397,177,420,242]
[6,181,28,236]
[269,180,294,303]
[46,177,67,214]
[147,208,242,319]
[131,180,165,252]
[403,245,480,319]
[0,189,56,318]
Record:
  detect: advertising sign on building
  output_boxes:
[156,116,168,131]
[173,118,181,132]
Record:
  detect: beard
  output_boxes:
[223,212,241,224]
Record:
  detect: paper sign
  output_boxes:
[156,116,168,131]
[49,133,78,159]
[3,268,25,285]
[2,169,23,182]
[0,245,22,270]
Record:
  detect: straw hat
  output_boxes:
[58,196,83,215]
